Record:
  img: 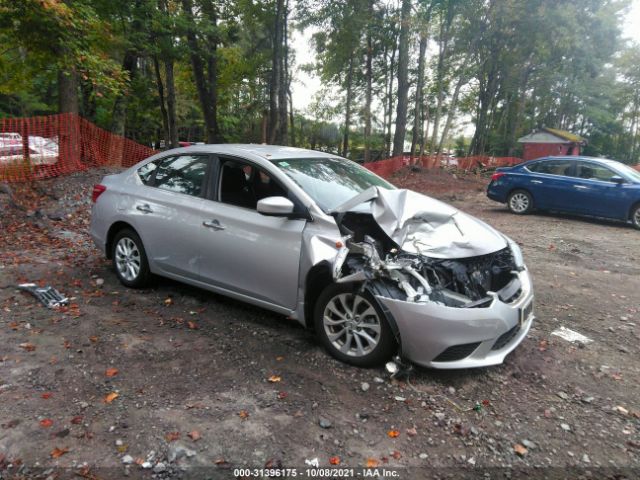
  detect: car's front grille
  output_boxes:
[433,342,481,362]
[492,324,520,350]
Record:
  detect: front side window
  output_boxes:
[527,160,573,176]
[574,162,617,182]
[153,155,209,196]
[272,157,394,211]
[218,160,288,210]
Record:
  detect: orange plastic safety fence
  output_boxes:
[363,154,525,178]
[0,113,157,183]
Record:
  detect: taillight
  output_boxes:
[491,172,506,181]
[92,184,106,203]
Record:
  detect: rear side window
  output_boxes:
[527,160,573,176]
[574,162,617,182]
[153,155,209,197]
[137,161,158,185]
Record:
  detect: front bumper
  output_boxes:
[376,268,534,369]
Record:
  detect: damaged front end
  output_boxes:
[331,186,523,308]
[330,187,534,368]
[332,236,521,308]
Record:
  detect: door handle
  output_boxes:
[136,204,153,213]
[573,185,589,190]
[531,180,543,184]
[203,219,225,230]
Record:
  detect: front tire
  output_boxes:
[631,204,640,230]
[314,283,396,367]
[507,189,533,214]
[112,229,151,288]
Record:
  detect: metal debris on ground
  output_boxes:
[18,283,69,308]
[551,326,593,345]
[386,356,413,380]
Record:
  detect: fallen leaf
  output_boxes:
[538,340,548,352]
[19,342,36,352]
[611,372,623,381]
[63,340,71,349]
[514,444,528,456]
[89,336,98,343]
[187,430,201,441]
[50,447,69,458]
[103,392,119,403]
[105,368,118,377]
[277,391,287,400]
[329,456,340,465]
[187,321,198,330]
[214,458,232,469]
[387,429,400,438]
[276,356,284,361]
[366,458,379,468]
[165,431,180,442]
[391,451,402,460]
[238,410,250,420]
[164,297,173,306]
[41,392,53,399]
[39,418,53,428]
[268,375,281,383]
[71,416,83,424]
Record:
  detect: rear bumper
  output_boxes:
[486,184,506,203]
[376,268,534,369]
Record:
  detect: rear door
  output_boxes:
[128,154,211,279]
[196,156,307,310]
[523,159,577,211]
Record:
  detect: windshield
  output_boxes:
[614,162,640,182]
[272,157,395,211]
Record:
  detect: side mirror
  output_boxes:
[257,196,295,216]
[611,175,625,185]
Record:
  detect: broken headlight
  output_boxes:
[505,237,525,270]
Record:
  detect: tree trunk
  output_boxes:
[385,34,397,157]
[437,73,465,154]
[342,56,355,158]
[110,51,138,137]
[363,0,374,163]
[181,0,218,143]
[392,0,412,157]
[269,0,285,144]
[410,33,428,160]
[165,59,178,147]
[153,55,170,148]
[58,69,79,114]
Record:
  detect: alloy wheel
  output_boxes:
[115,237,141,282]
[323,293,381,357]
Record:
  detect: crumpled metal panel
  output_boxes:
[333,186,507,259]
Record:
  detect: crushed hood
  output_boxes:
[332,187,507,259]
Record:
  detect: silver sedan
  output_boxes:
[90,145,534,368]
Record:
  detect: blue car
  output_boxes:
[487,156,640,229]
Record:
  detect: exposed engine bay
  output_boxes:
[331,191,523,308]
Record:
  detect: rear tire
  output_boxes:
[111,229,151,288]
[631,204,640,230]
[314,283,396,367]
[507,190,533,214]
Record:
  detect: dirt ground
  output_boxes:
[0,167,638,479]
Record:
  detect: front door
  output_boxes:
[567,161,629,219]
[197,157,306,310]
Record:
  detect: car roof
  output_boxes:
[529,155,618,165]
[163,144,337,161]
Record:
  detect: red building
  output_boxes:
[517,127,586,161]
